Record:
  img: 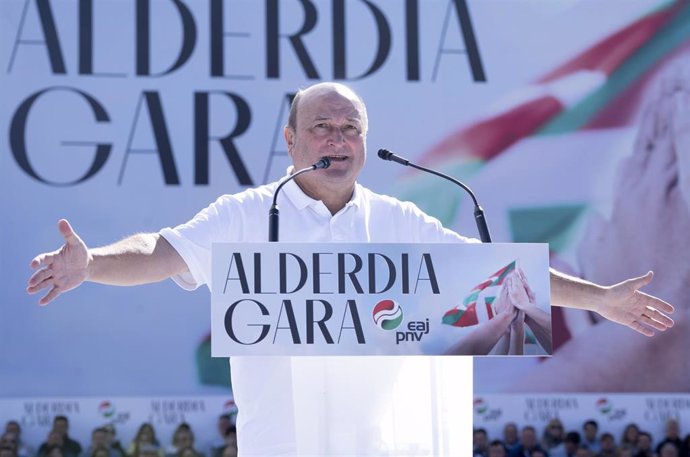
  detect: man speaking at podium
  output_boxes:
[27,82,674,456]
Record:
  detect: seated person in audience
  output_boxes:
[655,419,684,457]
[583,421,600,454]
[488,440,508,457]
[82,428,112,457]
[167,425,201,457]
[503,423,521,454]
[101,426,125,457]
[208,415,232,457]
[635,432,654,457]
[4,421,33,457]
[551,431,581,457]
[596,433,616,457]
[0,445,17,457]
[621,424,640,454]
[543,419,565,452]
[38,431,77,457]
[659,442,680,457]
[474,428,489,457]
[0,434,18,457]
[128,424,162,457]
[50,417,81,457]
[211,427,236,457]
[510,426,544,457]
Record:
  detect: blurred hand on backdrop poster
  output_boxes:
[505,67,690,391]
[578,69,690,304]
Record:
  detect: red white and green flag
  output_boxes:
[397,0,690,234]
[442,260,516,327]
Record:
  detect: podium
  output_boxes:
[211,242,552,357]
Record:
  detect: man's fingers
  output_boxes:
[628,320,654,338]
[643,307,674,328]
[27,276,53,294]
[638,290,675,314]
[622,271,654,291]
[58,219,80,246]
[31,252,56,269]
[39,286,61,306]
[637,314,670,332]
[28,268,52,287]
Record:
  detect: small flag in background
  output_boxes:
[442,260,516,327]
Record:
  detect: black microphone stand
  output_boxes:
[378,149,492,243]
[269,158,331,242]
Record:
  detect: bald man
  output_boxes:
[28,82,674,456]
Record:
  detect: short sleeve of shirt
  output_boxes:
[159,195,242,290]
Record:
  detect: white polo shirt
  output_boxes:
[160,177,475,456]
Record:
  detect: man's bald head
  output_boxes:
[287,82,368,135]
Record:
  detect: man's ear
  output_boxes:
[284,126,295,158]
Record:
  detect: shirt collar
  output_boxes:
[281,167,363,211]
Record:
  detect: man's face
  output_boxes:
[176,431,193,450]
[601,436,614,451]
[285,86,366,197]
[521,429,536,448]
[666,420,680,438]
[584,423,597,440]
[638,435,651,451]
[473,431,487,449]
[92,430,106,447]
[217,417,230,435]
[503,424,517,443]
[488,444,506,457]
[53,420,68,437]
[4,424,19,436]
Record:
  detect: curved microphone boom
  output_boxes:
[378,149,492,243]
[268,157,331,242]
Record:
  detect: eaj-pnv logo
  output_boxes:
[98,401,115,418]
[373,299,404,330]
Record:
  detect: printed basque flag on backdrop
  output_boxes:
[442,260,516,328]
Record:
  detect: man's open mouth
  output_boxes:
[325,155,348,162]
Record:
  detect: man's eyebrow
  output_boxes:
[313,115,361,123]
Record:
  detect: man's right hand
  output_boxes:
[27,219,91,305]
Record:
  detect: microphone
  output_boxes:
[378,149,492,243]
[268,157,331,242]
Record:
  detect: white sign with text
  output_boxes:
[211,242,551,356]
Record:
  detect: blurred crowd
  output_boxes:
[474,419,690,457]
[0,416,237,457]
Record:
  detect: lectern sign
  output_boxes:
[211,243,552,356]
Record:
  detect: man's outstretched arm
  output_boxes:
[549,268,675,337]
[27,219,187,305]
